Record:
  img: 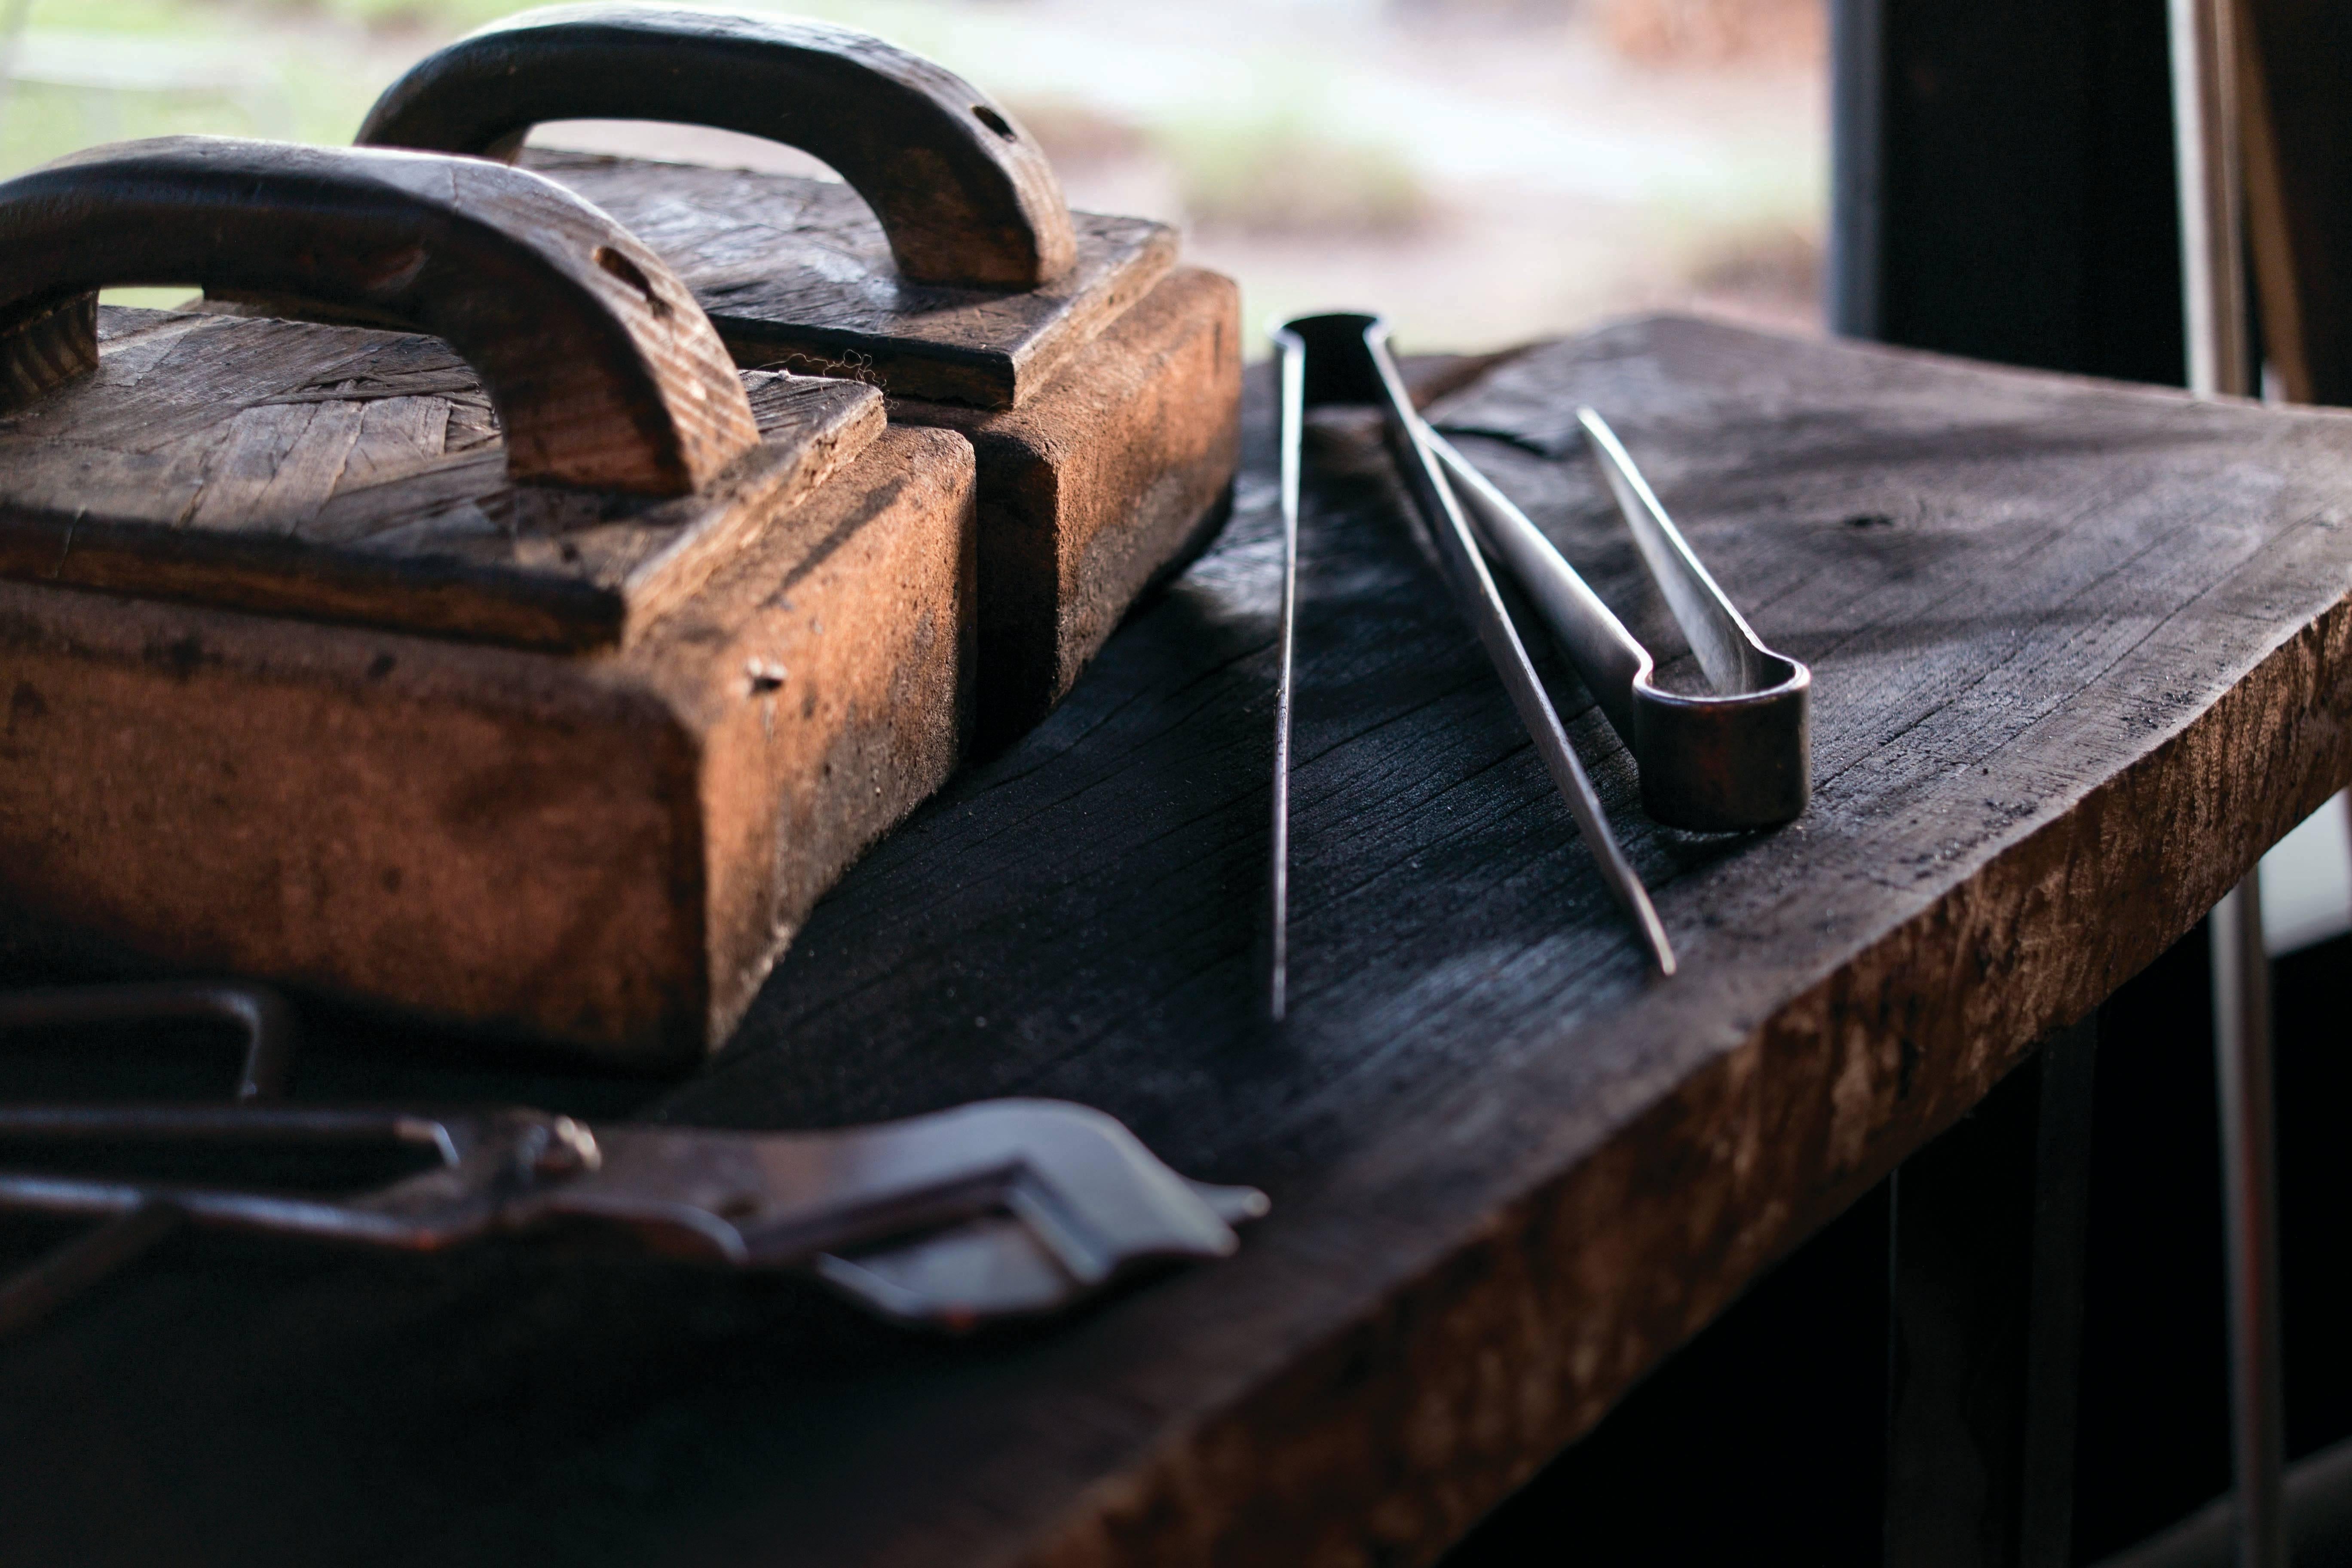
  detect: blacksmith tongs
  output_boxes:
[1428,411,1810,832]
[0,983,1265,1336]
[1268,313,1676,1020]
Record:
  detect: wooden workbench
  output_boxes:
[3,315,2349,1566]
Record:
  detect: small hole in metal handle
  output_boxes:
[971,104,1017,140]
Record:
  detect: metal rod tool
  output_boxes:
[1268,312,1675,1020]
[1428,413,1810,831]
[1269,322,1304,1021]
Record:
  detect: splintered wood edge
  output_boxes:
[710,215,1178,410]
[727,331,2352,1568]
[617,377,887,642]
[985,603,2352,1568]
[994,216,1179,404]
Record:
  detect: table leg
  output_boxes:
[2210,876,2286,1568]
[1885,1018,2098,1568]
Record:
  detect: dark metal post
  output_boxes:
[1826,0,1883,339]
[1886,1020,2098,1568]
[2208,879,2287,1568]
[2168,0,2288,1556]
[1826,0,2185,386]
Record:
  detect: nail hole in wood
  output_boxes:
[592,245,671,317]
[972,104,1017,140]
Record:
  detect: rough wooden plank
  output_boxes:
[3,317,2351,1567]
[0,306,884,650]
[523,149,1176,410]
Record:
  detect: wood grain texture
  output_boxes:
[520,149,1175,410]
[895,266,1241,744]
[359,3,1076,290]
[0,306,881,650]
[4,317,2351,1567]
[0,135,759,495]
[0,426,974,1065]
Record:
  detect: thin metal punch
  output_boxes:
[1269,312,1675,1016]
[1429,411,1810,831]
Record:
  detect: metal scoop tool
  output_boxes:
[1267,313,1675,1020]
[1427,410,1810,831]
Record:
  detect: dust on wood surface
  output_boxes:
[524,150,1176,409]
[3,317,2349,1568]
[0,306,882,649]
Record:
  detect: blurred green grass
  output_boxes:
[0,4,370,178]
[1153,111,1428,239]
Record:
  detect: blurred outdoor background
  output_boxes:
[0,0,1827,352]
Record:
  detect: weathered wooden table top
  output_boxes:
[4,315,2351,1567]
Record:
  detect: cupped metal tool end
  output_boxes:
[1273,312,1674,980]
[1429,411,1810,832]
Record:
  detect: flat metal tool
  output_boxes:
[1268,312,1675,1020]
[0,981,297,1337]
[1428,410,1810,831]
[0,986,1265,1335]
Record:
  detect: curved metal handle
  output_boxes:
[0,135,760,497]
[358,3,1078,290]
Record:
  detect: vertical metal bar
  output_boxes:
[1884,1020,2097,1568]
[2210,879,2286,1568]
[1827,0,1885,338]
[2172,5,2284,1560]
[2170,0,2254,402]
[2021,1021,2099,1568]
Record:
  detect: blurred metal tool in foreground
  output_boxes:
[1268,313,1675,1022]
[1428,412,1811,831]
[0,985,1265,1336]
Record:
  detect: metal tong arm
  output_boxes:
[1269,325,1306,1020]
[0,1099,1259,1284]
[1575,409,1791,694]
[0,981,294,1101]
[1427,411,1810,833]
[1427,430,1651,743]
[1275,312,1674,977]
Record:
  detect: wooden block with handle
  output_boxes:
[0,136,975,1066]
[357,3,1241,744]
